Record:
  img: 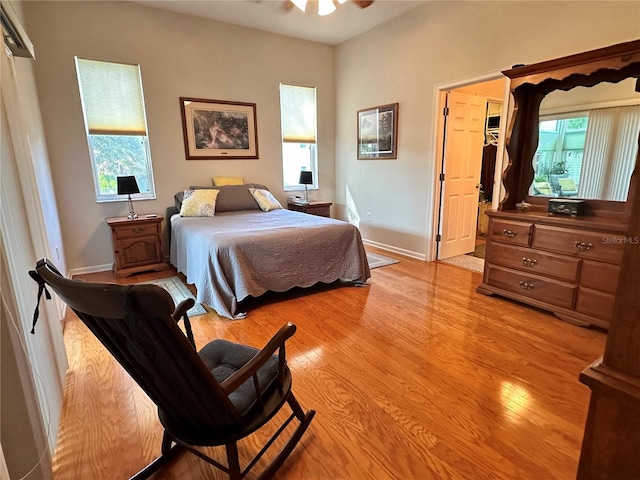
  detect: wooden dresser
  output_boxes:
[478,208,627,329]
[474,39,640,478]
[106,215,169,277]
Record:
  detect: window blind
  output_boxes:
[76,58,147,136]
[280,84,317,143]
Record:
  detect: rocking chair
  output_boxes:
[30,259,315,480]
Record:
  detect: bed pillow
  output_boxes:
[215,184,266,212]
[174,184,271,212]
[212,176,244,186]
[179,189,220,217]
[174,186,220,211]
[249,188,282,212]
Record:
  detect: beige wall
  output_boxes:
[22,1,640,268]
[335,1,640,259]
[23,1,335,272]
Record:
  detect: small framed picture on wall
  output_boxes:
[357,102,398,160]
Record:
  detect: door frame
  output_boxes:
[429,72,511,261]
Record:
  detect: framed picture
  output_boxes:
[357,103,399,160]
[179,97,259,160]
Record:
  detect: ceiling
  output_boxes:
[134,0,425,45]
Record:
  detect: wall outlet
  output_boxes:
[366,212,372,221]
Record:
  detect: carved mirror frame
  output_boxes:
[499,40,640,215]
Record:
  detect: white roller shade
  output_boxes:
[76,58,147,136]
[280,84,317,144]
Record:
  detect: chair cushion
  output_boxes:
[199,339,280,416]
[558,177,577,192]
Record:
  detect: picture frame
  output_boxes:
[357,103,398,160]
[179,97,258,160]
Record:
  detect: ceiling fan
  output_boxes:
[285,0,374,16]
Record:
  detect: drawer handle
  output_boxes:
[573,241,594,251]
[132,228,143,234]
[519,280,535,290]
[521,257,538,267]
[502,229,518,238]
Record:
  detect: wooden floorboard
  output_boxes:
[52,250,605,479]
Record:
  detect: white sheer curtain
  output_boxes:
[579,109,614,199]
[606,106,640,200]
[579,105,640,201]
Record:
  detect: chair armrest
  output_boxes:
[171,298,195,322]
[220,322,296,394]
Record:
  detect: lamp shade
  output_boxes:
[117,176,140,195]
[299,171,313,185]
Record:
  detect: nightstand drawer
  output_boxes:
[287,201,332,218]
[303,205,330,217]
[113,223,159,240]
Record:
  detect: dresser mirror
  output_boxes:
[530,78,640,202]
[499,40,640,212]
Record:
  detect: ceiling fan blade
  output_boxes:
[353,0,374,8]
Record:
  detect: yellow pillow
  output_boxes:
[212,176,244,186]
[558,177,577,192]
[249,188,282,212]
[179,189,220,217]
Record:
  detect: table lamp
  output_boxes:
[117,175,140,219]
[299,171,313,204]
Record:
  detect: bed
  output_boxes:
[169,184,370,319]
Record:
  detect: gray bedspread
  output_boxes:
[170,209,370,319]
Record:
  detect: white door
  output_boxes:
[438,91,486,259]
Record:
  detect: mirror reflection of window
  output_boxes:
[532,115,588,197]
[530,78,640,201]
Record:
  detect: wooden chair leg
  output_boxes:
[287,391,306,420]
[226,442,241,480]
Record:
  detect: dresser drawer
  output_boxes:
[576,287,615,321]
[488,219,533,247]
[580,260,620,294]
[113,223,159,240]
[488,243,580,283]
[532,225,625,264]
[486,265,577,309]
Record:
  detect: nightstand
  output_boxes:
[287,201,332,218]
[106,215,169,277]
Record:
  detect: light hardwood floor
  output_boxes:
[52,250,605,479]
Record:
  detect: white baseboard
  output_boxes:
[362,239,426,261]
[67,263,112,277]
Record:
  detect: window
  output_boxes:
[75,58,155,202]
[279,84,317,191]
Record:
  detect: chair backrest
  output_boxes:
[33,259,240,435]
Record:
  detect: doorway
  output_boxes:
[434,75,508,266]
